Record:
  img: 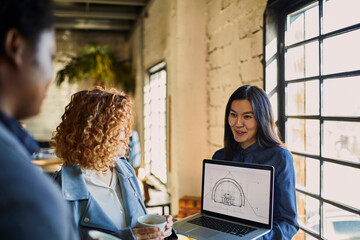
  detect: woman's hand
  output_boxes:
[132,215,174,239]
[163,215,174,238]
[132,226,164,240]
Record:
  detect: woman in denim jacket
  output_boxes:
[53,88,176,240]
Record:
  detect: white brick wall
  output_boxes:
[206,0,267,150]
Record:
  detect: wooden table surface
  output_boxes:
[33,158,63,173]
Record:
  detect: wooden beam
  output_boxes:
[54,0,147,6]
[54,10,137,20]
[55,22,132,31]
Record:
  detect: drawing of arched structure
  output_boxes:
[211,178,245,208]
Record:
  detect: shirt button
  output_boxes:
[64,193,70,198]
[84,217,89,223]
[134,193,138,197]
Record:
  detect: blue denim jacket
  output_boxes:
[213,142,299,240]
[55,158,147,240]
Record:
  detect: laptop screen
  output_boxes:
[202,160,274,227]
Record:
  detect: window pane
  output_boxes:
[144,66,167,183]
[323,121,360,163]
[323,0,360,33]
[323,76,360,117]
[294,155,319,194]
[265,59,277,94]
[265,37,277,62]
[296,192,320,234]
[287,119,320,155]
[323,29,360,75]
[285,41,319,80]
[323,203,360,239]
[286,80,319,116]
[269,93,278,123]
[324,163,360,209]
[286,3,319,45]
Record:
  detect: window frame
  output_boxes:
[264,0,360,238]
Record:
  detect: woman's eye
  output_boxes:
[244,115,252,119]
[230,112,237,117]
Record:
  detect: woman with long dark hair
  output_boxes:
[213,85,299,239]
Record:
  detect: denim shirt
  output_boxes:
[213,142,299,240]
[55,157,147,240]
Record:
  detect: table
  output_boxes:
[32,158,62,175]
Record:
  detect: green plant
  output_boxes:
[55,44,135,93]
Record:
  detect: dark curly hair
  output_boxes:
[52,87,133,171]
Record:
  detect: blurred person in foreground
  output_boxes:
[53,88,177,240]
[0,0,78,239]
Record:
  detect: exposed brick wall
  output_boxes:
[131,0,209,214]
[206,0,267,154]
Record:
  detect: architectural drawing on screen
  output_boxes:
[211,177,245,208]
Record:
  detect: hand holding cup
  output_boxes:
[132,214,173,240]
[137,214,167,232]
[132,214,166,240]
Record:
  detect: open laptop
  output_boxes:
[174,159,274,240]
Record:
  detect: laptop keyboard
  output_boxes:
[188,215,256,237]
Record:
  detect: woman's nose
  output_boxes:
[235,117,244,127]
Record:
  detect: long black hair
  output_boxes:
[224,85,283,160]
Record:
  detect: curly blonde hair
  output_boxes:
[52,87,133,171]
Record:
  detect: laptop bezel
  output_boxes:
[201,159,274,230]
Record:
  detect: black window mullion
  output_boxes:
[285,23,360,50]
[284,69,360,83]
[287,116,360,122]
[285,75,319,83]
[285,36,319,50]
[318,0,324,236]
[278,11,286,143]
[296,187,360,216]
[291,151,360,169]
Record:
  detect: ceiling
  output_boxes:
[53,0,149,35]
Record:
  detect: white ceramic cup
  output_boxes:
[137,214,167,232]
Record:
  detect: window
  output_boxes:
[264,0,360,239]
[143,62,167,183]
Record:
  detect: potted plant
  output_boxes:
[55,44,135,94]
